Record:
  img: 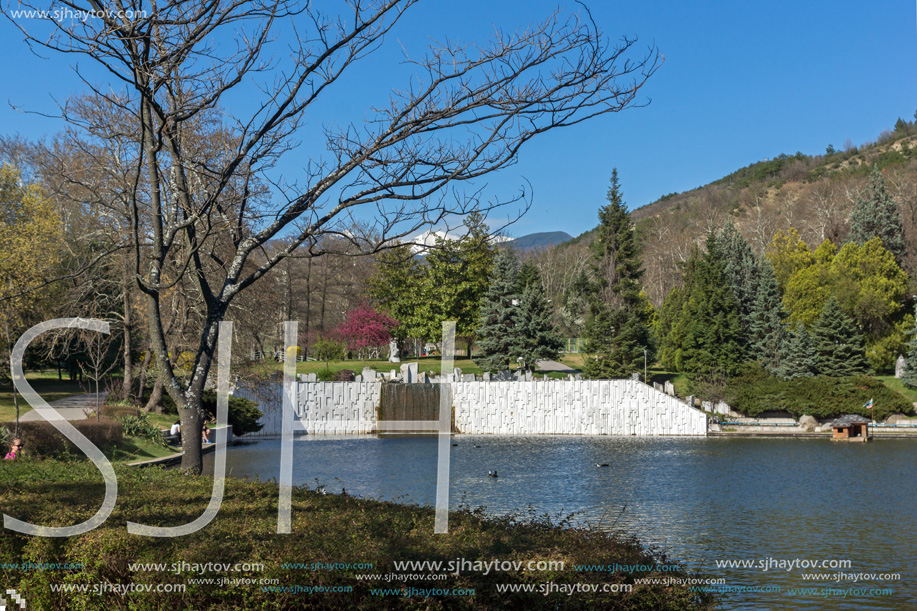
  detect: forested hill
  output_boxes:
[540,117,917,309]
[527,116,917,370]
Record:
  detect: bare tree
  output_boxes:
[76,327,121,420]
[742,183,776,255]
[5,0,660,472]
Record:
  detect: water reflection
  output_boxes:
[204,435,916,610]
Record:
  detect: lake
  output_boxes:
[204,435,916,610]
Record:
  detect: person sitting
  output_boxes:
[202,422,212,444]
[169,421,182,446]
[4,438,23,460]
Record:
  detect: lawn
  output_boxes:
[106,436,178,463]
[876,375,917,408]
[292,353,585,379]
[297,355,486,377]
[0,461,715,611]
[0,371,85,421]
[648,370,689,396]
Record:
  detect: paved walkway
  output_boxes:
[535,359,580,373]
[19,392,109,422]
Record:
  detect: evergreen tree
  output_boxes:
[655,247,702,372]
[367,243,426,346]
[474,248,519,372]
[583,307,654,378]
[655,285,686,372]
[775,323,817,380]
[715,220,760,335]
[847,167,906,264]
[421,212,496,355]
[590,169,643,306]
[900,305,917,389]
[516,260,541,293]
[748,259,786,373]
[514,280,563,370]
[809,296,871,376]
[582,169,653,378]
[679,236,745,379]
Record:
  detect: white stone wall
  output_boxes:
[452,379,706,436]
[235,381,380,435]
[239,379,706,436]
[296,382,379,434]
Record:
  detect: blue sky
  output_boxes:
[1,0,915,239]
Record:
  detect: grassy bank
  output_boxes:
[288,353,584,379]
[876,375,917,406]
[0,462,715,610]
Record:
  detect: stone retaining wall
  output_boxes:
[238,379,707,437]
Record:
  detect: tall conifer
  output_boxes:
[679,236,745,378]
[847,167,906,264]
[474,248,519,372]
[582,170,653,378]
[899,304,917,389]
[748,260,786,373]
[515,280,563,370]
[775,322,817,380]
[809,296,871,376]
[715,220,760,335]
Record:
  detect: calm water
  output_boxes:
[204,436,917,610]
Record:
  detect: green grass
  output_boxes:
[106,436,177,463]
[0,371,85,421]
[298,356,487,377]
[281,354,584,378]
[144,412,180,430]
[876,376,917,408]
[0,461,715,610]
[559,352,585,369]
[648,370,689,396]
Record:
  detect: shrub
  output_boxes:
[0,425,11,453]
[140,386,264,436]
[316,369,336,382]
[1,420,123,458]
[120,413,167,446]
[334,369,356,382]
[312,338,346,366]
[200,390,263,436]
[728,364,912,420]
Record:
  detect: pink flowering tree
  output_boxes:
[335,305,400,360]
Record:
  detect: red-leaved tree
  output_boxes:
[335,305,400,360]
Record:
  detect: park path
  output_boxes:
[19,392,109,422]
[535,359,580,373]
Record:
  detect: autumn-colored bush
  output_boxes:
[1,420,123,458]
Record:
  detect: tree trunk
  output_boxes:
[121,253,134,398]
[178,311,223,473]
[304,257,312,359]
[136,345,152,398]
[144,372,164,413]
[6,320,20,437]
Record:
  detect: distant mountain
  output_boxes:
[507,231,573,250]
[408,229,569,254]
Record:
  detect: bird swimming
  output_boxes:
[595,462,609,467]
[487,470,498,478]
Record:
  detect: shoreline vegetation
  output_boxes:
[0,462,716,610]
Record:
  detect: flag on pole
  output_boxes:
[864,398,873,410]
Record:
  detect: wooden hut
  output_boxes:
[830,414,870,442]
